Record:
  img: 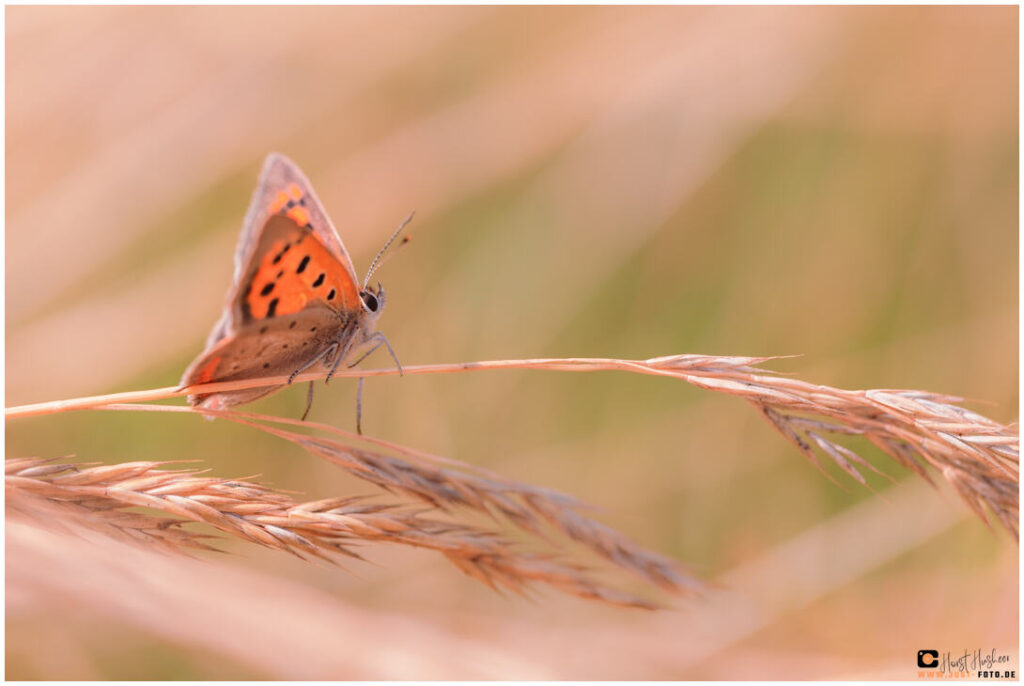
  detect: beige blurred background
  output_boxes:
[5,5,1018,680]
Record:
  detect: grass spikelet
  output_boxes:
[208,411,702,593]
[4,457,662,608]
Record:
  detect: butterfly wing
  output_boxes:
[182,154,371,408]
[202,153,363,350]
[181,306,357,408]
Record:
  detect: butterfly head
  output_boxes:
[357,213,412,323]
[360,282,386,318]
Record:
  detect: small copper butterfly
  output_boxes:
[182,153,406,430]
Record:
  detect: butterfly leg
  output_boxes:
[289,343,338,385]
[378,333,403,377]
[347,338,384,369]
[345,334,396,435]
[325,341,354,384]
[301,381,315,421]
[355,377,365,435]
[347,332,403,376]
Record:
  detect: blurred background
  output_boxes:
[5,5,1018,680]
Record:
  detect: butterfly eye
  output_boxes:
[360,291,380,313]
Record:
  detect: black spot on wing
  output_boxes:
[327,289,336,301]
[272,243,291,265]
[267,298,279,318]
[297,255,310,274]
[260,282,275,296]
[312,273,325,288]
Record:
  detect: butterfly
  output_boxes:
[181,153,407,432]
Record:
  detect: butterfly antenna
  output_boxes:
[364,212,414,288]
